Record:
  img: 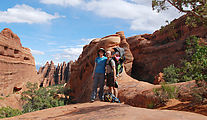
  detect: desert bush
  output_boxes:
[191,81,207,103]
[153,83,178,105]
[21,82,67,113]
[163,36,207,83]
[182,36,207,82]
[0,107,22,118]
[147,102,155,109]
[0,97,4,100]
[163,64,180,83]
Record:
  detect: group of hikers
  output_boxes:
[91,47,125,102]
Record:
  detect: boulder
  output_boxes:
[118,74,198,108]
[153,72,165,85]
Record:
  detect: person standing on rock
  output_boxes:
[105,51,118,97]
[91,48,107,102]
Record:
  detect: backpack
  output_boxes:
[112,47,125,76]
[104,93,113,102]
[104,93,120,103]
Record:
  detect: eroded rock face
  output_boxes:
[0,28,40,96]
[118,71,197,108]
[127,15,207,83]
[38,61,72,87]
[0,94,23,110]
[66,32,134,102]
[4,102,207,120]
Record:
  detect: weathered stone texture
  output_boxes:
[127,15,207,83]
[4,102,207,120]
[0,28,40,96]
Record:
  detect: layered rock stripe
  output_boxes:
[0,28,40,97]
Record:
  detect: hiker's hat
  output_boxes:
[97,48,106,56]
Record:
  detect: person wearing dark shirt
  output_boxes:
[105,51,118,97]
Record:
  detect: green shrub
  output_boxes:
[163,36,207,83]
[161,83,178,99]
[191,81,207,103]
[0,107,22,118]
[182,36,207,82]
[163,64,180,83]
[147,102,155,109]
[0,97,4,100]
[153,83,178,104]
[21,82,66,113]
[6,95,10,97]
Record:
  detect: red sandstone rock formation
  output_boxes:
[0,28,40,97]
[118,71,197,107]
[4,102,207,120]
[38,61,72,87]
[66,16,203,108]
[0,94,23,110]
[66,32,134,102]
[127,15,207,83]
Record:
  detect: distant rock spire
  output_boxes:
[38,61,73,87]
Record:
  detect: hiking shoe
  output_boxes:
[90,99,95,103]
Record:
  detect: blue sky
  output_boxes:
[0,0,182,66]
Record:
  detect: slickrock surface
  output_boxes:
[116,70,197,108]
[4,102,207,120]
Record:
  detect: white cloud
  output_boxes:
[81,38,95,44]
[63,47,83,56]
[40,0,84,7]
[40,0,183,32]
[84,0,139,19]
[83,0,182,32]
[31,49,45,55]
[130,0,152,5]
[51,46,83,62]
[47,41,57,45]
[0,4,62,24]
[58,46,69,48]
